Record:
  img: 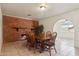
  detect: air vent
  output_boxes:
[27,14,31,16]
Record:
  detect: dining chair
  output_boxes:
[43,31,57,56]
[34,32,45,53]
[26,31,42,53]
[26,31,36,49]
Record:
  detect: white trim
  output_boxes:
[3,14,37,21]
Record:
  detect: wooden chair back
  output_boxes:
[46,31,52,39]
[27,31,36,47]
[52,32,57,44]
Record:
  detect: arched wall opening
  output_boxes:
[53,19,74,40]
[53,19,75,55]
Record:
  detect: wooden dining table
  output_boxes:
[26,31,52,53]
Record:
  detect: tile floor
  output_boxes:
[0,38,79,56]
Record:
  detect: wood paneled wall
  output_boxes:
[3,15,39,42]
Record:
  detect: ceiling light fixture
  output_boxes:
[40,4,47,11]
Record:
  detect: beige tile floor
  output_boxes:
[0,38,79,56]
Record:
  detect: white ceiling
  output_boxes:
[1,3,79,20]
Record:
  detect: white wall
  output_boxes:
[39,9,79,48]
[0,6,2,53]
[58,29,74,39]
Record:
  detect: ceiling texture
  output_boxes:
[1,3,79,20]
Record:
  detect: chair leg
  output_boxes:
[54,46,57,53]
[49,47,51,56]
[39,46,43,53]
[33,44,36,53]
[33,47,36,53]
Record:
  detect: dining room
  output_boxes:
[1,3,79,56]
